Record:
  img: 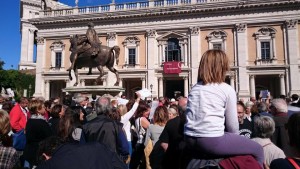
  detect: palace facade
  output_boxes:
[20,0,300,100]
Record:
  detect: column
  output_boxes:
[184,76,188,97]
[45,80,50,100]
[103,77,107,86]
[230,75,235,89]
[189,26,201,85]
[20,24,29,64]
[106,32,117,86]
[179,42,184,63]
[146,30,158,96]
[33,37,45,98]
[119,78,123,87]
[158,77,163,97]
[279,74,286,96]
[184,39,188,67]
[250,75,256,98]
[119,78,123,96]
[141,77,146,89]
[27,29,35,62]
[80,79,85,87]
[285,20,300,95]
[235,23,250,100]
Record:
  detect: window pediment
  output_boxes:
[157,31,188,41]
[206,30,227,41]
[122,36,140,46]
[50,40,65,50]
[254,27,276,38]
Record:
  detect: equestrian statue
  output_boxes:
[67,22,120,86]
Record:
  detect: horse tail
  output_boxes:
[111,46,120,65]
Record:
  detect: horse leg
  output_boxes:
[73,68,79,86]
[68,69,72,81]
[108,67,120,86]
[87,67,92,75]
[96,65,104,84]
[68,52,77,71]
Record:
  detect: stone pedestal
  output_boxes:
[63,85,125,97]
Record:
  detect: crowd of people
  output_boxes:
[0,49,300,169]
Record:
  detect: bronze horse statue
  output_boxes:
[68,35,120,86]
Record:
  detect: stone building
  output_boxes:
[19,0,300,100]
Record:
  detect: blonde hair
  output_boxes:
[168,107,178,116]
[198,50,229,84]
[0,110,11,135]
[28,99,44,115]
[153,106,169,126]
[117,104,128,116]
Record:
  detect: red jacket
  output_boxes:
[219,155,261,169]
[9,103,30,132]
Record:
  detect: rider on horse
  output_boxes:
[67,22,101,71]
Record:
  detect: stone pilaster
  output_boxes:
[146,29,158,96]
[235,23,250,99]
[33,36,45,98]
[285,20,300,95]
[189,26,200,85]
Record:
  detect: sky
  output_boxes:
[0,0,137,70]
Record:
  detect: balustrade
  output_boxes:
[39,0,232,17]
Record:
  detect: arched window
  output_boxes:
[165,38,181,62]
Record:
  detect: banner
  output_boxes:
[163,61,181,74]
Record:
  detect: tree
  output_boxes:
[0,70,35,99]
[0,58,5,70]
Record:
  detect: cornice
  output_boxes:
[29,0,300,26]
[21,0,41,8]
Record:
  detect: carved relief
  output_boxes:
[107,32,116,40]
[235,23,247,33]
[146,30,156,38]
[206,30,227,41]
[189,26,200,35]
[122,36,140,46]
[36,37,45,45]
[285,20,298,29]
[50,40,65,50]
[254,27,276,39]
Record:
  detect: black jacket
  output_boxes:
[83,114,119,152]
[36,142,127,169]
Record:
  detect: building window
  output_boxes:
[122,36,140,68]
[206,30,227,51]
[55,52,62,68]
[128,48,136,66]
[254,27,276,65]
[165,38,181,62]
[213,43,222,50]
[261,42,270,60]
[50,40,65,70]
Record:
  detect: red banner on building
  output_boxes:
[163,61,182,74]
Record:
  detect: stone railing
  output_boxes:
[40,0,233,17]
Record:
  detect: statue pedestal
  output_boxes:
[63,85,125,97]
